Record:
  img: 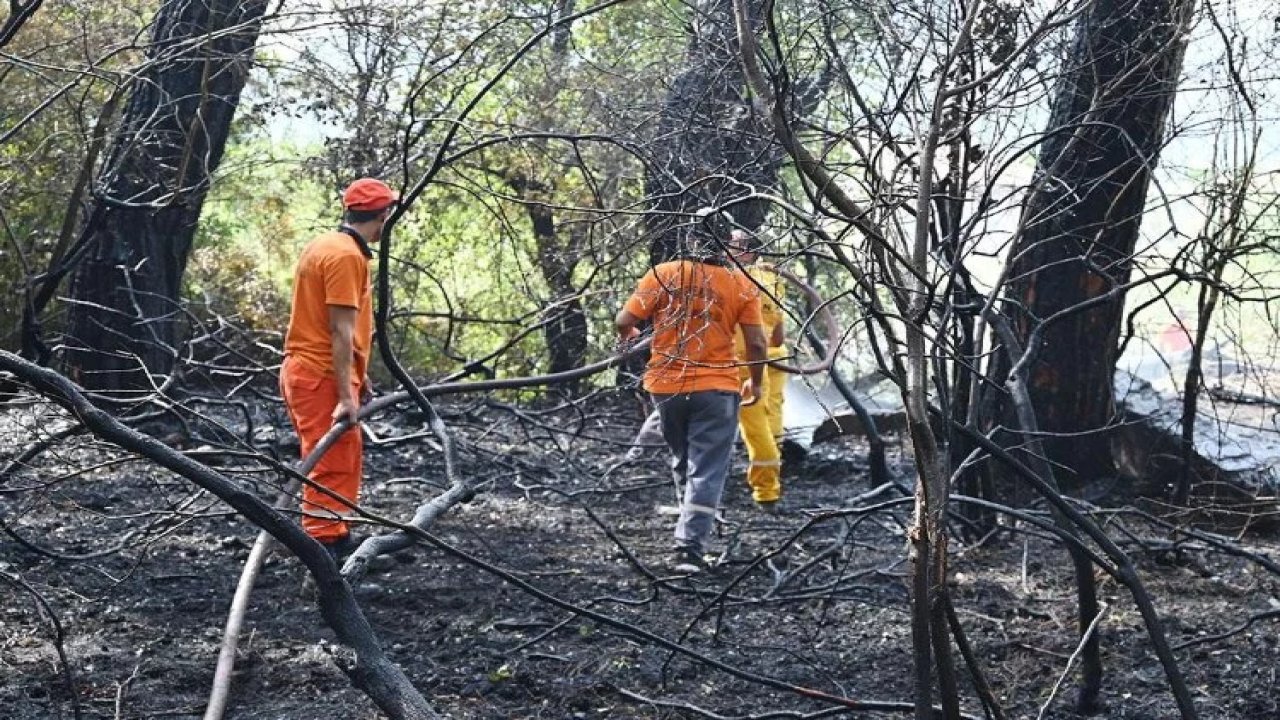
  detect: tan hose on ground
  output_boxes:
[768,266,841,376]
[207,268,844,717]
[203,425,336,720]
[206,270,847,715]
[204,342,649,720]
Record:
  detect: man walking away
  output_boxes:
[727,230,788,509]
[281,178,397,561]
[616,229,768,572]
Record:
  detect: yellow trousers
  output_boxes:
[765,348,787,441]
[739,366,781,503]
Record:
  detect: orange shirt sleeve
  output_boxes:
[735,272,763,328]
[623,270,663,321]
[323,252,365,308]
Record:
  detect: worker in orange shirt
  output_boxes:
[617,219,768,572]
[280,178,397,561]
[727,230,788,508]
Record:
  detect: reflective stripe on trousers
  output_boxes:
[739,366,782,503]
[653,390,739,554]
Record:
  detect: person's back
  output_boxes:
[632,259,760,396]
[285,231,374,381]
[617,253,767,572]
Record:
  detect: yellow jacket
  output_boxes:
[734,262,786,360]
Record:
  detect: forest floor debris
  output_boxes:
[2,392,1279,719]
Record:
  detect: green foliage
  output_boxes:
[185,243,288,335]
[197,0,688,383]
[2,0,863,381]
[187,133,331,337]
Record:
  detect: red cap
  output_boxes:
[342,178,399,212]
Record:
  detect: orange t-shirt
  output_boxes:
[623,259,763,394]
[284,231,374,383]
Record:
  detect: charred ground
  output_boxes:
[2,392,1278,719]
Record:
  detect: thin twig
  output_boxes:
[1037,603,1110,720]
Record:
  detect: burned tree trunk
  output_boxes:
[991,8,1194,710]
[498,169,588,383]
[528,199,588,381]
[502,0,589,381]
[531,1,587,380]
[998,0,1194,485]
[61,0,267,393]
[645,0,819,259]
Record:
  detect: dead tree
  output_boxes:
[994,0,1197,486]
[58,0,267,393]
[495,2,591,381]
[644,0,825,261]
[982,0,1194,713]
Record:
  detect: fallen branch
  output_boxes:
[1173,607,1280,650]
[1037,603,1111,720]
[0,567,82,720]
[946,416,1199,720]
[206,340,651,718]
[0,350,444,720]
[205,219,841,715]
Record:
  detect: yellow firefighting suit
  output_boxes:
[736,263,787,503]
[766,347,786,442]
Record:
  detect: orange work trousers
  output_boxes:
[738,366,781,503]
[280,355,362,543]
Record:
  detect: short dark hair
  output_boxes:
[343,207,386,224]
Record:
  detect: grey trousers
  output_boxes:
[653,390,740,553]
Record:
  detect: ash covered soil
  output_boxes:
[2,392,1279,719]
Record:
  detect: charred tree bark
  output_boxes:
[505,0,588,381]
[60,0,267,393]
[644,0,820,259]
[535,3,589,383]
[990,4,1194,710]
[501,167,588,383]
[528,200,588,383]
[998,0,1194,485]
